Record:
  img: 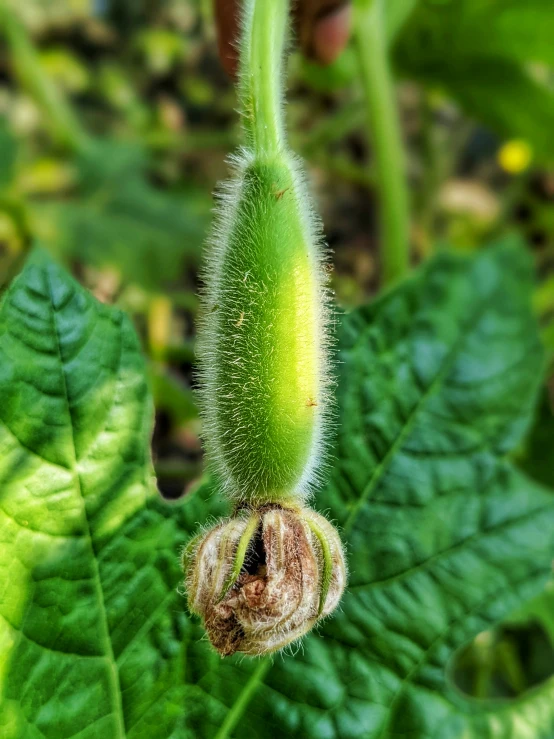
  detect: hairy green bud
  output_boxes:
[184,506,346,656]
[197,0,331,506]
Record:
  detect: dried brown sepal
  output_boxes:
[184,506,346,656]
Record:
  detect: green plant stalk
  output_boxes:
[0,0,90,152]
[354,0,410,286]
[238,0,288,155]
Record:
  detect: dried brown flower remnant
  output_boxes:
[184,506,346,656]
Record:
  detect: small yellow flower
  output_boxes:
[498,140,533,174]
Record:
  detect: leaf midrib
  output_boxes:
[46,268,126,739]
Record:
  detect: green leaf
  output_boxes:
[181,239,554,738]
[397,0,554,68]
[3,241,554,738]
[409,59,554,161]
[0,249,224,738]
[313,238,554,737]
[395,1,554,160]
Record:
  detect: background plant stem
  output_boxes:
[354,0,410,286]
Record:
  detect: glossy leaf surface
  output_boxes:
[1,243,553,738]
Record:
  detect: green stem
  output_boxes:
[354,0,410,286]
[0,1,90,153]
[238,0,289,156]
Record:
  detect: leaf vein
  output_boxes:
[45,269,127,738]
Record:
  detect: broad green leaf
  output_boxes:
[403,58,554,162]
[0,249,224,738]
[395,1,554,160]
[3,242,554,739]
[397,0,554,68]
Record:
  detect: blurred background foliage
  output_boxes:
[0,0,553,708]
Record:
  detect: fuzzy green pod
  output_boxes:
[198,0,331,506]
